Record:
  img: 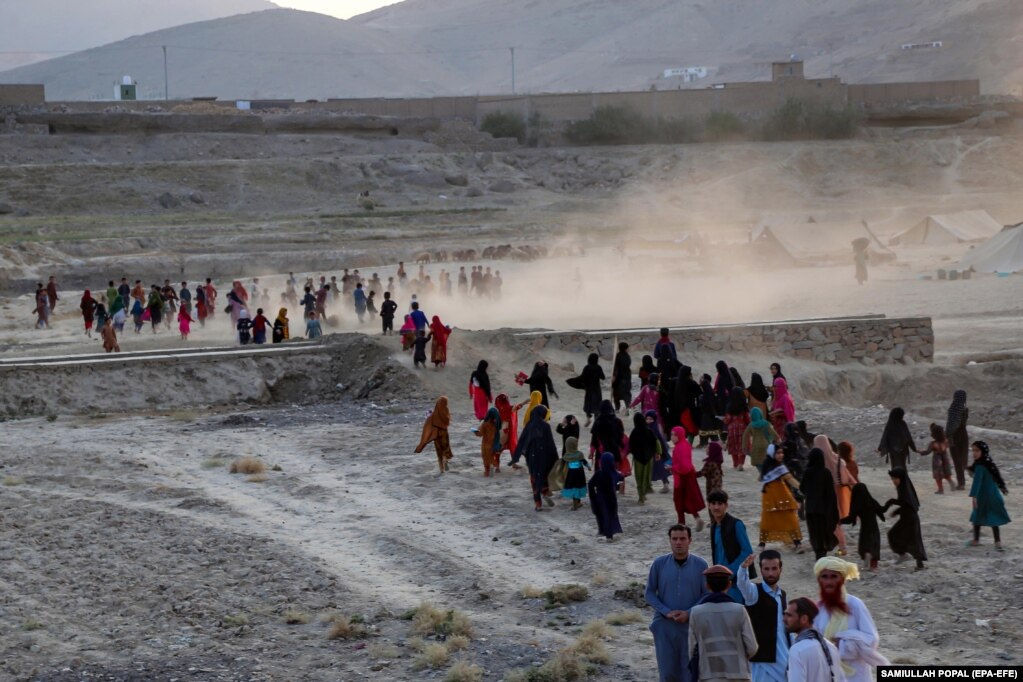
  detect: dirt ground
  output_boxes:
[1,120,1022,680]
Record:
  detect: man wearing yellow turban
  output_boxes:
[811,557,888,682]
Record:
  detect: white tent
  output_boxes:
[958,226,1023,273]
[752,219,895,265]
[890,210,1003,245]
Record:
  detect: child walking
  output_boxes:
[412,329,432,369]
[177,306,194,341]
[474,407,502,477]
[919,423,954,494]
[415,396,453,475]
[560,436,590,510]
[695,441,724,498]
[968,441,1010,550]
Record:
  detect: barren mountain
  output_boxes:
[2,0,1020,100]
[0,0,277,71]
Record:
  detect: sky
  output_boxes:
[272,0,402,19]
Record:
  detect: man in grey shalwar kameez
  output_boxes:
[646,524,709,682]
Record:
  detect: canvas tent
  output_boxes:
[957,225,1023,273]
[890,210,1002,245]
[752,219,895,265]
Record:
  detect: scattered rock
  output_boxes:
[444,174,469,187]
[488,180,517,193]
[158,192,181,209]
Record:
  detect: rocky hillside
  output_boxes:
[2,0,1019,100]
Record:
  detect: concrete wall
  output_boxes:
[0,84,45,105]
[848,80,980,105]
[515,316,934,366]
[476,79,846,122]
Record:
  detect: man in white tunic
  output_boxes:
[812,557,888,682]
[783,597,845,682]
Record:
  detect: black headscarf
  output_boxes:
[514,405,559,478]
[747,372,770,403]
[640,354,656,375]
[629,412,657,465]
[699,373,716,413]
[796,420,816,449]
[888,466,920,512]
[673,365,700,412]
[590,400,624,457]
[801,448,838,525]
[968,441,1008,493]
[613,347,631,386]
[770,363,786,381]
[946,390,968,436]
[878,407,916,458]
[471,360,492,400]
[726,387,748,416]
[729,367,746,390]
[645,409,670,456]
[555,414,580,455]
[714,360,733,392]
[782,422,808,478]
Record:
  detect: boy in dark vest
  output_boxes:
[737,549,789,682]
[707,489,755,603]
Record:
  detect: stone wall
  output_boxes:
[515,315,933,366]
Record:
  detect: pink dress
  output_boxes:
[671,428,706,519]
[178,310,192,335]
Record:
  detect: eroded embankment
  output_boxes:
[0,335,417,419]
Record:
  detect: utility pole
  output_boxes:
[829,43,834,78]
[162,45,169,100]
[510,47,516,94]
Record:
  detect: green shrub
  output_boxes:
[761,98,859,141]
[704,111,744,140]
[565,106,652,145]
[654,117,699,143]
[481,111,526,143]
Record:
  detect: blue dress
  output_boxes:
[970,465,1010,527]
[561,458,588,500]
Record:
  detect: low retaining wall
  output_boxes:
[516,315,933,366]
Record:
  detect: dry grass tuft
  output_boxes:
[590,572,610,586]
[407,636,427,653]
[411,601,474,638]
[283,609,310,625]
[446,660,484,682]
[580,620,612,641]
[446,634,471,652]
[544,584,589,607]
[201,457,226,470]
[2,476,25,486]
[565,634,611,665]
[520,585,545,599]
[327,614,367,640]
[229,456,266,475]
[414,643,450,670]
[604,610,644,626]
[221,614,249,628]
[368,643,401,660]
[503,629,611,681]
[246,473,269,483]
[21,618,43,631]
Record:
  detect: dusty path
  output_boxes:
[2,390,1020,680]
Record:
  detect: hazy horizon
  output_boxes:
[273,0,402,19]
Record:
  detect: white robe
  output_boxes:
[813,595,887,682]
[787,636,845,682]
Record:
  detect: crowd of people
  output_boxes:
[47,260,492,354]
[413,327,1010,681]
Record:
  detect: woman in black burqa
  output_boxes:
[588,451,623,541]
[877,407,918,470]
[945,389,969,490]
[590,399,625,460]
[672,364,702,440]
[883,467,927,569]
[801,448,839,559]
[512,405,560,511]
[841,482,886,571]
[568,353,605,426]
[526,361,559,408]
